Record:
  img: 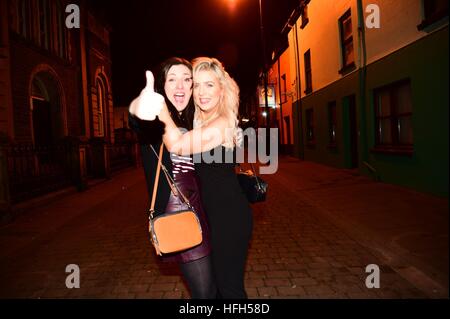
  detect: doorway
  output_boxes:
[348,95,358,168]
[32,98,53,147]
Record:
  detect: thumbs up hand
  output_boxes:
[129,71,165,121]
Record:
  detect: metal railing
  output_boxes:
[7,143,72,203]
[5,139,138,204]
[109,143,134,172]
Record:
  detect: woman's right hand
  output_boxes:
[129,71,165,121]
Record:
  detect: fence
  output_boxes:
[4,140,138,204]
[6,143,71,203]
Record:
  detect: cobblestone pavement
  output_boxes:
[0,157,447,299]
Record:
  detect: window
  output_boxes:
[96,79,106,137]
[418,0,449,30]
[284,116,291,145]
[300,4,309,29]
[39,0,50,50]
[328,101,337,146]
[304,49,312,94]
[12,0,68,60]
[305,108,315,144]
[373,80,413,155]
[18,0,30,38]
[281,74,287,103]
[31,0,40,45]
[56,1,64,58]
[338,9,355,74]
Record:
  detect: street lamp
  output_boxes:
[258,0,270,130]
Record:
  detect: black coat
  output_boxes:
[128,113,173,213]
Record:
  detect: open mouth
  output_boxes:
[174,93,185,104]
[199,98,210,105]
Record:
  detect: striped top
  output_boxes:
[170,153,195,177]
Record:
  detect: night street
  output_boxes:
[0,156,447,299]
[0,0,448,309]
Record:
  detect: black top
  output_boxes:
[128,113,173,213]
[194,146,252,226]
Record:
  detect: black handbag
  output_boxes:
[237,163,268,203]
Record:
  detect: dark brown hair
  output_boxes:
[155,57,194,130]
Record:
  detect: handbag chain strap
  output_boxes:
[149,144,193,213]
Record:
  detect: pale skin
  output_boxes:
[132,70,231,156]
[164,64,193,112]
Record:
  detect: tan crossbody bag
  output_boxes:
[148,144,202,256]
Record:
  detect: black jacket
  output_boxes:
[129,113,173,213]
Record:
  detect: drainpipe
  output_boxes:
[293,21,304,159]
[277,59,284,153]
[356,0,369,167]
[80,0,90,138]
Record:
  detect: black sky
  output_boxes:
[93,0,299,106]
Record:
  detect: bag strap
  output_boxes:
[249,163,263,190]
[238,163,263,190]
[149,144,193,211]
[149,143,164,218]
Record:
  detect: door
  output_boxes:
[348,95,358,168]
[284,115,291,153]
[32,98,53,147]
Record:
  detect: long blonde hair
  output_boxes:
[192,57,239,149]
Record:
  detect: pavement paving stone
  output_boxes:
[0,157,447,299]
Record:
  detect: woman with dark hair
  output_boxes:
[131,57,253,299]
[129,57,217,299]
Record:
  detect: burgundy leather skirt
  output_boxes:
[160,170,211,263]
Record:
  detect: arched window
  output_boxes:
[31,76,52,147]
[96,78,106,137]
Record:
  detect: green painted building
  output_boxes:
[284,0,448,196]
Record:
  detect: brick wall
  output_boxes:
[10,35,82,143]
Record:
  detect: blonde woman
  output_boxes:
[132,57,253,298]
